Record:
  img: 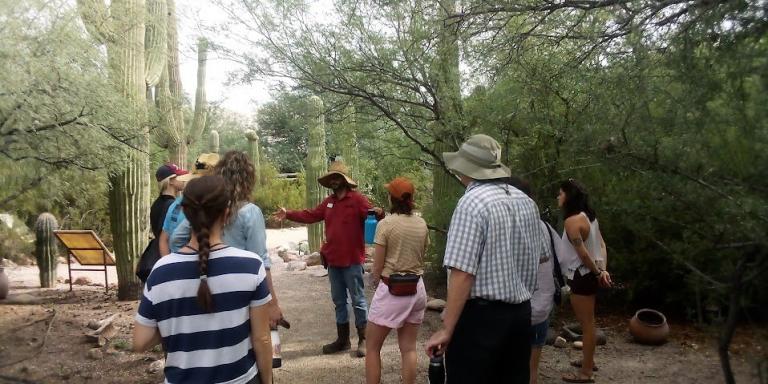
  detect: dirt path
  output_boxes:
[0,227,762,383]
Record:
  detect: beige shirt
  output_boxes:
[373,213,429,277]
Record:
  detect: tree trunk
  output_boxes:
[719,257,749,384]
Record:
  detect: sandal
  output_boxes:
[570,360,599,371]
[562,371,595,383]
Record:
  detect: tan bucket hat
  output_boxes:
[442,134,511,180]
[318,161,357,188]
[177,153,220,182]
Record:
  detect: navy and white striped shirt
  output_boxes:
[136,247,272,384]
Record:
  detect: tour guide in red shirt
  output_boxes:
[275,161,383,358]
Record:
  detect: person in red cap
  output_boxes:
[137,164,188,282]
[366,177,429,384]
[275,160,383,358]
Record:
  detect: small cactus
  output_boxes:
[209,130,220,153]
[245,129,261,186]
[35,213,59,288]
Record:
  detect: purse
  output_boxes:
[385,273,420,296]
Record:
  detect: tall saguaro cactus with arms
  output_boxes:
[35,213,59,288]
[78,0,152,299]
[306,96,327,253]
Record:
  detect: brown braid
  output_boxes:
[181,175,230,313]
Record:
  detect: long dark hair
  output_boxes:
[215,151,255,204]
[560,179,596,221]
[181,175,230,312]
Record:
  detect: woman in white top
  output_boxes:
[559,179,612,384]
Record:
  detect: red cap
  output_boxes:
[155,163,189,182]
[384,177,415,199]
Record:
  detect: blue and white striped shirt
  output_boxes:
[136,247,272,384]
[443,181,543,304]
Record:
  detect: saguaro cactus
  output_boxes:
[209,130,220,154]
[78,0,151,299]
[336,105,359,182]
[158,14,208,167]
[430,0,466,259]
[245,130,261,186]
[35,213,59,288]
[306,96,327,253]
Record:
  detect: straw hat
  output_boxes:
[318,161,357,188]
[177,153,220,182]
[442,134,511,180]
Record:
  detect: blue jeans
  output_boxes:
[328,265,368,327]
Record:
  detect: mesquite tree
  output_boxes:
[78,0,152,299]
[306,96,327,252]
[34,213,59,288]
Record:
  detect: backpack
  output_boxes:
[543,221,566,305]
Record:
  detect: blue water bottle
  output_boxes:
[364,209,378,244]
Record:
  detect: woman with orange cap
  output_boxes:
[365,177,429,384]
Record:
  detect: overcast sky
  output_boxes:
[176,0,270,117]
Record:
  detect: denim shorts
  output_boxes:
[530,319,549,347]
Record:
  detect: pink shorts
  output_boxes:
[368,278,427,329]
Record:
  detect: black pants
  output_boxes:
[446,299,532,384]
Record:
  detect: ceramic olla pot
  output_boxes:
[0,267,9,300]
[629,308,669,345]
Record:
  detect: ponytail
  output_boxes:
[195,217,214,312]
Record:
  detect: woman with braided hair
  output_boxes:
[171,151,285,327]
[133,175,273,384]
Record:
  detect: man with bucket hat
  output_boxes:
[275,160,383,358]
[425,134,543,383]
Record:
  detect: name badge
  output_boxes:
[327,203,334,208]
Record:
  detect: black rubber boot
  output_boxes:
[355,324,366,358]
[322,322,351,354]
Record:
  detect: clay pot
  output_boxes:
[629,308,669,345]
[0,267,8,300]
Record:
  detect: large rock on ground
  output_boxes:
[286,261,307,272]
[426,299,446,311]
[303,252,322,267]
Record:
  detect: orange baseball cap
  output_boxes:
[384,177,415,199]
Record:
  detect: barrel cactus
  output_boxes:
[35,213,59,288]
[245,129,261,186]
[306,96,327,253]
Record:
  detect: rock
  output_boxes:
[363,262,373,273]
[73,276,92,285]
[147,359,164,374]
[286,252,300,262]
[1,259,17,267]
[277,248,289,262]
[553,336,567,348]
[286,261,307,271]
[560,323,608,345]
[87,348,103,360]
[426,299,446,311]
[312,269,329,278]
[304,252,322,267]
[573,341,583,350]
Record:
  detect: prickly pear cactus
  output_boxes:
[35,213,59,288]
[306,96,327,253]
